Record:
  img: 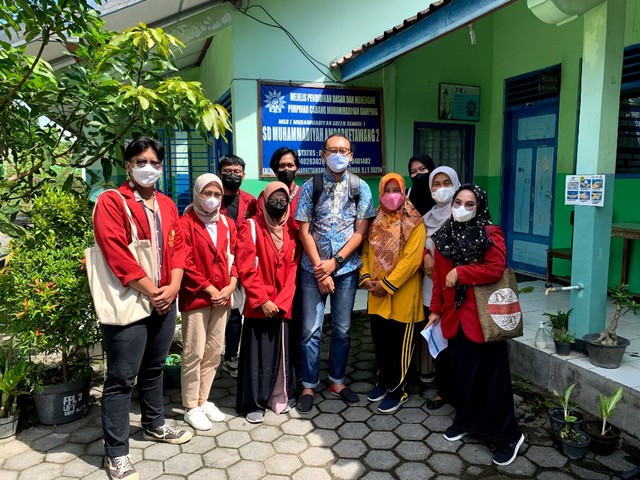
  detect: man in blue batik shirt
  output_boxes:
[294,133,375,414]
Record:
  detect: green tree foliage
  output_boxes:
[0,0,231,236]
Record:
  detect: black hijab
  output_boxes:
[432,184,494,309]
[407,153,436,216]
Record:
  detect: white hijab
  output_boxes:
[423,166,461,235]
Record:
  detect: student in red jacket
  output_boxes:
[235,181,300,423]
[427,184,524,467]
[179,173,238,431]
[219,154,258,378]
[93,136,191,480]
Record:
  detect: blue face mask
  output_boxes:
[326,153,350,173]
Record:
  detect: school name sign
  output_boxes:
[259,82,384,177]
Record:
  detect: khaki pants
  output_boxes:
[181,306,229,408]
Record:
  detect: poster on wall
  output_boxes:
[259,82,384,177]
[438,83,480,121]
[564,174,605,207]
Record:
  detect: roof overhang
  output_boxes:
[15,0,227,71]
[334,0,516,82]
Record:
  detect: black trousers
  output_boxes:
[370,314,416,396]
[224,307,242,361]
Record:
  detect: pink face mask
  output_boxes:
[380,192,405,211]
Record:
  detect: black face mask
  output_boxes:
[221,173,242,190]
[265,203,287,218]
[276,169,296,185]
[411,172,429,189]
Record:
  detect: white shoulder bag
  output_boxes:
[85,191,158,325]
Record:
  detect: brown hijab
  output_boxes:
[260,181,290,252]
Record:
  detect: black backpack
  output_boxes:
[311,172,360,209]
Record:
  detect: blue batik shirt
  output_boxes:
[294,170,375,275]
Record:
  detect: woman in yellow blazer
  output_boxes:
[359,173,426,414]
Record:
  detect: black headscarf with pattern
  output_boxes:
[432,184,494,308]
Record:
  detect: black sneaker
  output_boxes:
[366,385,388,402]
[493,433,525,466]
[143,424,192,445]
[443,425,468,442]
[105,455,139,480]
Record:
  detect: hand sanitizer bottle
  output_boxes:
[535,322,547,349]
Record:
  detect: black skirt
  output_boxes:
[236,317,296,415]
[448,327,520,444]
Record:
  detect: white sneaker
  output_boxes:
[201,401,225,422]
[184,406,212,431]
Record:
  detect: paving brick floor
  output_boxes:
[1,316,639,479]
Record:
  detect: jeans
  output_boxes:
[224,308,242,361]
[299,269,358,389]
[101,305,176,457]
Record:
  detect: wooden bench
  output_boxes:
[545,211,574,287]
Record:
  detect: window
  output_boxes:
[413,122,475,182]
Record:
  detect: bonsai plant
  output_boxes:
[548,383,584,439]
[0,340,32,438]
[583,386,623,455]
[583,284,638,368]
[0,187,101,424]
[543,308,574,355]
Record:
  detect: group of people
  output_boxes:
[93,134,525,480]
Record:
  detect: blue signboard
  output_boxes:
[259,82,384,177]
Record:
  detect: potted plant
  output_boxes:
[164,354,182,389]
[543,309,575,355]
[583,284,638,368]
[0,187,101,425]
[560,424,591,460]
[582,386,623,455]
[548,383,584,440]
[0,340,32,438]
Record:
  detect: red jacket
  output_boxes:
[178,209,238,312]
[220,189,257,223]
[430,225,506,343]
[93,183,186,288]
[236,213,300,319]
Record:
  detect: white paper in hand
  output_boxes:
[420,322,448,358]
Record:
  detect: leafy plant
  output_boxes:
[0,0,231,237]
[595,284,640,346]
[560,423,584,443]
[598,387,623,436]
[0,187,100,384]
[544,308,575,343]
[165,354,182,367]
[0,340,33,418]
[553,383,577,422]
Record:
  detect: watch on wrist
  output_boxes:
[334,255,344,266]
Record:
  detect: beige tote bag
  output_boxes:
[85,191,158,326]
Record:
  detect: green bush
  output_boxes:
[0,187,100,384]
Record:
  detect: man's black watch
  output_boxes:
[334,255,345,267]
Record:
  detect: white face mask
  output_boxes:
[199,196,220,213]
[451,205,476,223]
[326,153,350,173]
[432,187,455,205]
[131,164,162,187]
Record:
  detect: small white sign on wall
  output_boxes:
[565,174,605,207]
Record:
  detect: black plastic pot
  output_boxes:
[548,408,584,441]
[561,429,591,460]
[583,419,621,455]
[163,364,181,389]
[32,374,90,425]
[554,340,572,356]
[583,333,630,369]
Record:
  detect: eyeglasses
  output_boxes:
[452,199,477,211]
[130,158,162,169]
[324,147,351,156]
[267,199,288,208]
[220,168,244,175]
[409,165,429,176]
